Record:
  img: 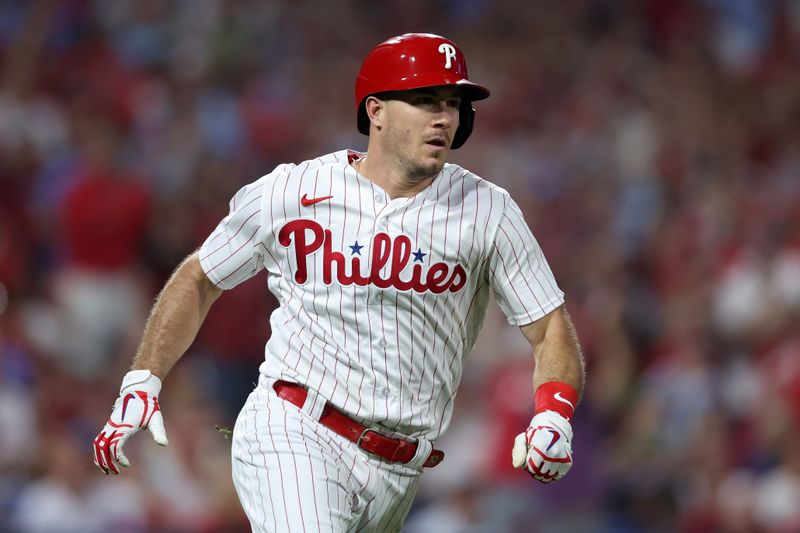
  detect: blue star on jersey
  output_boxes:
[349,241,363,255]
[412,248,427,262]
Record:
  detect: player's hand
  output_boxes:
[93,370,168,475]
[511,410,573,483]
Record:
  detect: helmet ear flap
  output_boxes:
[357,102,370,135]
[451,104,475,150]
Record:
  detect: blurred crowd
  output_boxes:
[1,0,799,531]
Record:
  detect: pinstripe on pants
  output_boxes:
[232,384,421,532]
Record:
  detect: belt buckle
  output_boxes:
[356,427,377,448]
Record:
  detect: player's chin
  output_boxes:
[419,148,448,170]
[417,159,446,178]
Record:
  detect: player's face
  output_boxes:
[380,87,461,180]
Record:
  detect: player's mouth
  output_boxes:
[424,137,449,150]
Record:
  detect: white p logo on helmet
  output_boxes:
[438,43,457,69]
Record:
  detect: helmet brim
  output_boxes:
[356,81,490,135]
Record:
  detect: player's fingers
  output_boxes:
[94,455,109,475]
[527,456,557,483]
[526,444,572,483]
[104,432,121,475]
[147,411,169,446]
[114,430,133,468]
[95,431,119,474]
[511,432,528,469]
[117,451,130,468]
[93,435,110,475]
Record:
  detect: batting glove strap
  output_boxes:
[120,369,162,396]
[528,410,573,442]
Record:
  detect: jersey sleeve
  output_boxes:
[487,197,565,326]
[198,177,270,290]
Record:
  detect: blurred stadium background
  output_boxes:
[1,0,799,531]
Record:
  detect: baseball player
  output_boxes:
[93,33,584,532]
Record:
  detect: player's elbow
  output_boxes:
[179,252,224,308]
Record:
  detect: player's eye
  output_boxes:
[447,98,461,108]
[415,96,435,105]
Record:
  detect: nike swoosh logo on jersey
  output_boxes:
[301,194,333,206]
[554,392,575,411]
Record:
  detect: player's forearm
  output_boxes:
[131,252,222,379]
[515,306,583,482]
[524,306,585,397]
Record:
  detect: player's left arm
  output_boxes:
[521,305,584,395]
[512,305,585,483]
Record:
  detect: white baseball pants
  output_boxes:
[231,382,422,532]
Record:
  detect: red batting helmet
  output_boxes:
[355,33,490,149]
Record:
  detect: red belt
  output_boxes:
[272,380,444,468]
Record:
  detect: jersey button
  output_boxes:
[380,218,388,227]
[374,194,384,203]
[379,339,388,348]
[381,388,390,397]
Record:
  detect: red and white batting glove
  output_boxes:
[511,381,577,483]
[93,369,168,475]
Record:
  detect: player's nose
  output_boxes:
[430,103,457,129]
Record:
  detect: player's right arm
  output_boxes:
[92,167,280,475]
[131,252,223,378]
[92,252,222,475]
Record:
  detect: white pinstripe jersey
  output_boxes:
[199,149,564,441]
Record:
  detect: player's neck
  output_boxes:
[353,151,437,200]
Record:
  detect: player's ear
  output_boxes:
[364,96,385,131]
